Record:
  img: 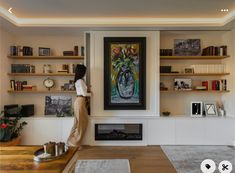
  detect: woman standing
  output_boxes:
[67,64,90,147]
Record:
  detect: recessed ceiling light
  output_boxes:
[8,7,13,14]
[220,9,229,12]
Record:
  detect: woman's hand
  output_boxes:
[87,85,91,93]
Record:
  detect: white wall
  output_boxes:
[0,25,15,110]
[90,31,160,117]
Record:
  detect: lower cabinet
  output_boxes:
[148,118,235,145]
[21,118,73,145]
[21,117,235,146]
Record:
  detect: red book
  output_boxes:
[212,80,216,90]
[202,81,208,90]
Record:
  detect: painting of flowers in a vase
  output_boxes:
[104,37,146,110]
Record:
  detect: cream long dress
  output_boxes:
[67,79,90,147]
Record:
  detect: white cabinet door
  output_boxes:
[20,119,34,145]
[175,119,206,145]
[33,119,62,145]
[147,119,175,145]
[61,118,73,143]
[204,118,235,145]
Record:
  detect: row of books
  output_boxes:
[10,46,33,56]
[202,80,227,91]
[10,80,36,91]
[11,64,35,73]
[190,64,226,74]
[202,46,227,56]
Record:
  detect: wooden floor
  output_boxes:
[77,146,176,173]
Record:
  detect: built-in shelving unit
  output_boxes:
[160,90,230,93]
[8,56,84,60]
[159,30,232,117]
[8,90,76,93]
[8,73,75,76]
[160,55,229,60]
[160,73,230,76]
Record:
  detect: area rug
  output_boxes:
[161,146,235,173]
[75,159,131,173]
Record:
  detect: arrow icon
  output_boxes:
[8,7,13,14]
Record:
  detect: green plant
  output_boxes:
[0,111,27,142]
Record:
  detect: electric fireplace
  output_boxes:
[95,124,142,140]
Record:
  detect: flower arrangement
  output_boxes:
[0,111,27,142]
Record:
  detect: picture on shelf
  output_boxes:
[174,78,192,90]
[174,39,201,56]
[191,102,203,117]
[204,102,218,116]
[45,96,72,117]
[184,68,194,74]
[39,47,50,56]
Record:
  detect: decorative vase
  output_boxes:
[0,136,21,147]
[116,66,135,99]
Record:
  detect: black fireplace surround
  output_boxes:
[95,123,143,140]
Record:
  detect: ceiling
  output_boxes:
[0,0,235,27]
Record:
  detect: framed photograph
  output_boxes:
[174,39,201,56]
[184,68,194,74]
[39,47,50,56]
[204,102,218,117]
[45,96,72,116]
[191,102,203,117]
[104,37,146,110]
[174,78,192,90]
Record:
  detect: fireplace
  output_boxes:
[95,124,142,140]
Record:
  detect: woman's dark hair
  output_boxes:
[74,64,87,83]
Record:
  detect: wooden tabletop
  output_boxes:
[77,146,176,173]
[0,146,77,173]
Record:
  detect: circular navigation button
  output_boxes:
[218,160,232,173]
[201,159,216,173]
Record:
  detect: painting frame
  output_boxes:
[204,102,218,117]
[104,37,146,110]
[190,101,203,117]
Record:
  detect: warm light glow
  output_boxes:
[8,7,12,13]
[221,9,229,12]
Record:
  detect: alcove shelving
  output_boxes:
[8,55,84,60]
[160,30,232,117]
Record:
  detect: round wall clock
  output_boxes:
[43,78,55,91]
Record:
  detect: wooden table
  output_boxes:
[77,146,176,173]
[0,146,77,173]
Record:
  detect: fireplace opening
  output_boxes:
[95,124,142,140]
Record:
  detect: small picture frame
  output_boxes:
[204,102,218,117]
[185,68,194,74]
[191,102,203,117]
[39,47,50,56]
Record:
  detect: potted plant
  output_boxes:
[0,111,27,146]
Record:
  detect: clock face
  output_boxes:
[43,78,55,89]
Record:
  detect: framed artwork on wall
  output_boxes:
[204,102,218,117]
[104,37,146,110]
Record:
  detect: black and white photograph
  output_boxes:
[191,102,203,117]
[39,47,50,56]
[45,96,72,116]
[174,78,192,90]
[174,39,201,56]
[204,102,218,117]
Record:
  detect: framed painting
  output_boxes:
[104,37,146,110]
